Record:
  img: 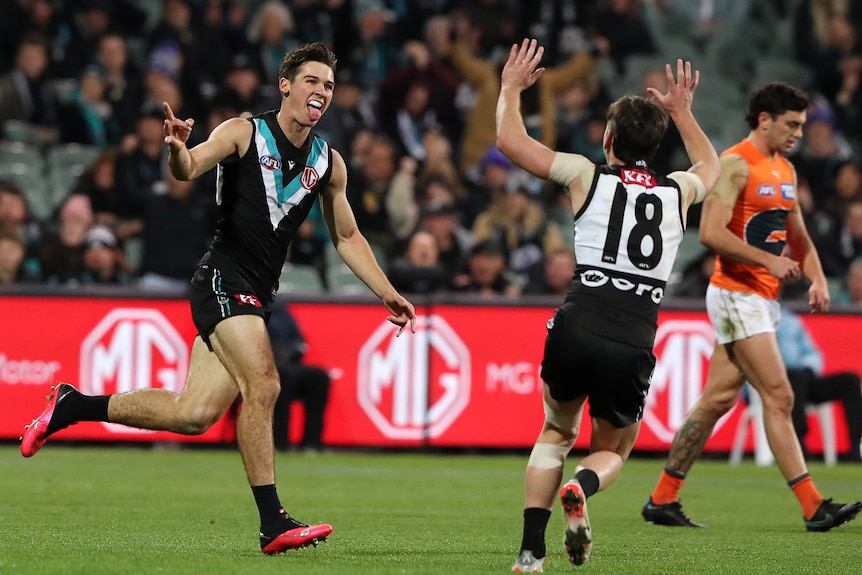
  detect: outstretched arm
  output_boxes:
[320,150,416,335]
[647,60,720,207]
[495,39,556,179]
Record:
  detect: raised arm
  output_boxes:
[320,149,416,335]
[646,60,720,207]
[495,39,556,179]
[163,102,250,180]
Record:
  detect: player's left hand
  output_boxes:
[808,281,830,314]
[384,293,417,336]
[500,38,545,92]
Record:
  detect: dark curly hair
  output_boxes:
[745,82,809,130]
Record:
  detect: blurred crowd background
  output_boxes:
[2,0,862,306]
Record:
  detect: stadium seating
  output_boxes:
[278,263,325,294]
[0,146,53,220]
[2,120,42,146]
[326,261,372,295]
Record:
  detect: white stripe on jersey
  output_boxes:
[252,125,285,231]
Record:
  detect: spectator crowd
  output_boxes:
[2,0,862,306]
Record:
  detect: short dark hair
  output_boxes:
[278,42,337,83]
[745,82,810,130]
[606,95,669,164]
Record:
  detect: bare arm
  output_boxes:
[786,201,830,312]
[699,154,802,282]
[163,102,250,180]
[320,149,416,335]
[495,39,556,179]
[646,60,720,208]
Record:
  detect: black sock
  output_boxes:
[252,484,283,525]
[73,393,110,422]
[520,507,552,558]
[575,468,600,498]
[47,389,109,434]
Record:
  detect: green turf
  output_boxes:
[1,446,860,574]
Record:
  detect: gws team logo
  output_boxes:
[643,320,737,443]
[259,155,281,170]
[300,166,319,190]
[80,309,189,433]
[358,315,470,440]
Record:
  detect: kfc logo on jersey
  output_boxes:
[259,155,281,171]
[643,320,736,442]
[300,166,320,190]
[757,183,776,197]
[234,293,262,307]
[621,168,656,188]
[357,315,470,439]
[80,309,188,434]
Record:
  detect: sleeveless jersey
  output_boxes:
[565,163,685,347]
[205,110,332,302]
[709,138,796,300]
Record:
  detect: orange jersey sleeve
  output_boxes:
[709,139,797,300]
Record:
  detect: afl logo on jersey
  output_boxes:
[301,166,320,190]
[756,183,776,197]
[259,155,281,171]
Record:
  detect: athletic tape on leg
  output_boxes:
[527,443,569,470]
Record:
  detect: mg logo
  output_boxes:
[80,309,189,433]
[300,166,319,190]
[358,315,470,440]
[644,319,732,443]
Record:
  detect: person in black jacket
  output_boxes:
[267,301,331,453]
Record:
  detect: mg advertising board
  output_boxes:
[0,296,855,455]
[357,315,470,440]
[80,308,189,434]
[0,296,230,442]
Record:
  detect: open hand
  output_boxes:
[500,38,545,92]
[646,59,699,114]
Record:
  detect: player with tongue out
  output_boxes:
[19,42,416,555]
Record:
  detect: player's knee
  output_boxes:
[242,375,282,407]
[177,406,222,435]
[760,385,794,417]
[528,442,570,470]
[701,391,738,416]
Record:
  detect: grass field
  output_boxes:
[1,445,860,575]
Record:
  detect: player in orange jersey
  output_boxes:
[642,82,862,532]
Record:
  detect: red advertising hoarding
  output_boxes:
[0,294,857,455]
